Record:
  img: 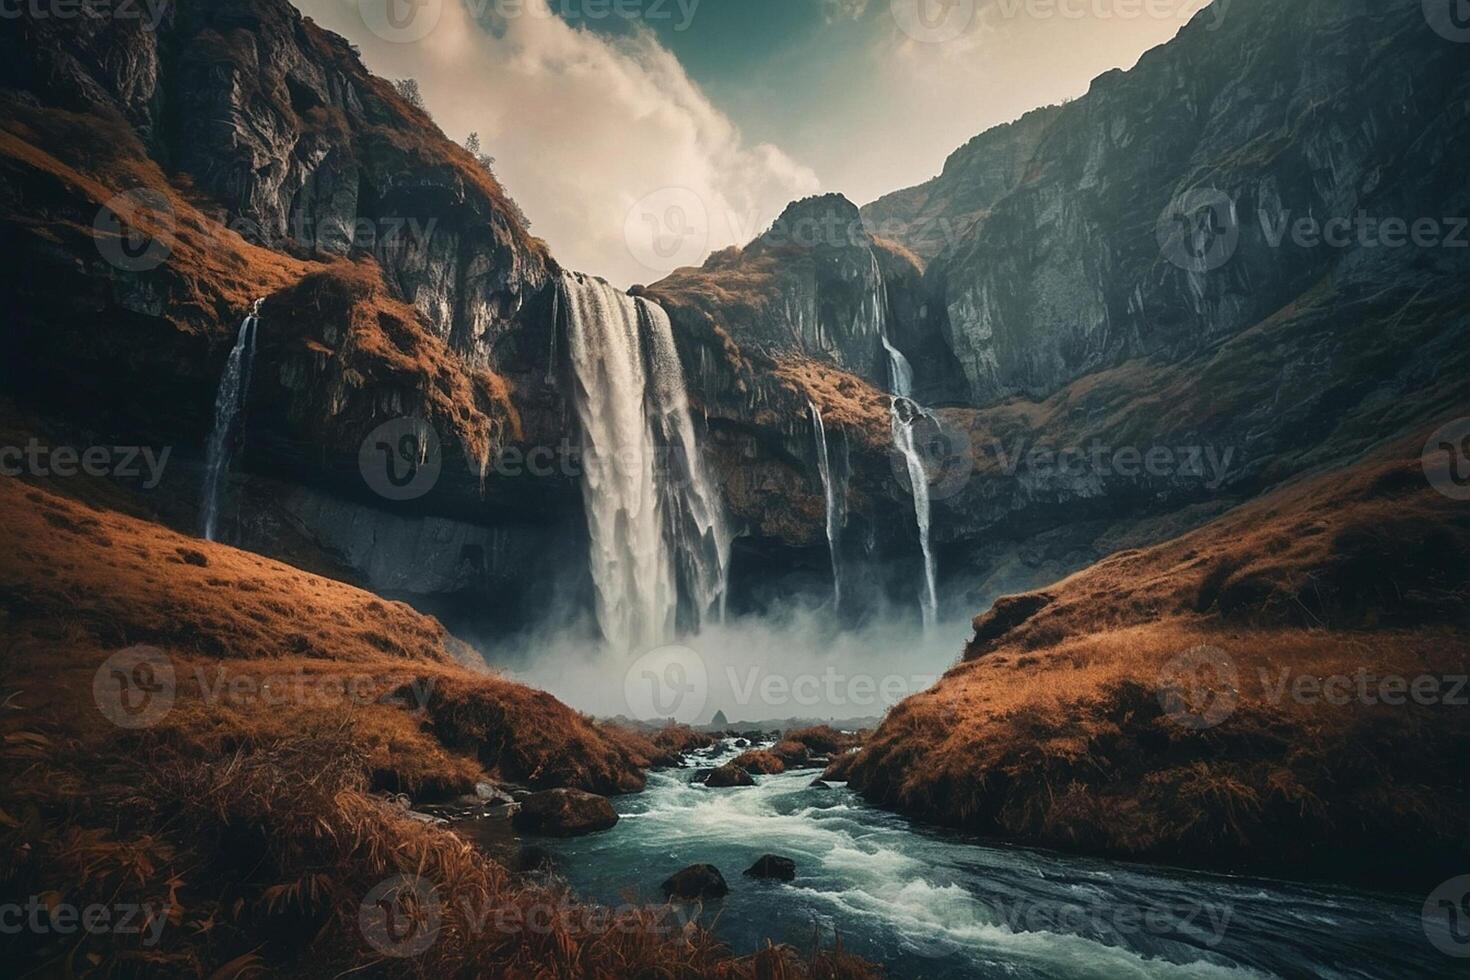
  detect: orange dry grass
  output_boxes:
[732,750,786,775]
[0,99,311,328]
[0,477,877,977]
[268,264,522,474]
[0,97,522,467]
[1,480,466,667]
[846,426,1470,885]
[784,726,864,756]
[771,356,891,446]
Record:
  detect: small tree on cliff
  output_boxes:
[465,133,533,231]
[394,78,426,112]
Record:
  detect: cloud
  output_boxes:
[821,0,871,22]
[293,0,819,286]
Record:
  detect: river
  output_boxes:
[537,742,1439,979]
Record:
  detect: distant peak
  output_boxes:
[758,193,869,251]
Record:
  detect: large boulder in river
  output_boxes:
[661,865,729,900]
[732,749,785,774]
[511,789,618,837]
[744,855,797,882]
[704,763,755,788]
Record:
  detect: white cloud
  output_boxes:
[293,0,820,286]
[822,0,871,22]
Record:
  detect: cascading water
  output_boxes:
[870,251,939,629]
[642,300,732,632]
[809,401,844,609]
[200,299,262,542]
[561,274,730,652]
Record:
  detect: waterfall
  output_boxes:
[870,250,939,629]
[561,274,730,652]
[809,401,844,609]
[642,300,732,632]
[200,299,262,542]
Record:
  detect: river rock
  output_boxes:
[704,763,755,788]
[809,778,832,789]
[511,789,618,837]
[744,855,797,882]
[476,782,516,805]
[661,864,729,900]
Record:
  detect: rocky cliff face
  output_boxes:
[652,0,1470,616]
[861,104,1060,265]
[2,1,552,359]
[2,0,1466,638]
[918,0,1470,406]
[0,0,574,633]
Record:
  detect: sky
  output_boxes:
[294,0,1217,286]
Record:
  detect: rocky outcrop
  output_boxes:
[511,789,619,837]
[2,1,551,360]
[918,0,1470,407]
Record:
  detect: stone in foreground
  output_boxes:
[662,864,730,900]
[511,789,618,837]
[704,763,755,787]
[744,855,797,882]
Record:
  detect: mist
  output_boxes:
[488,598,971,726]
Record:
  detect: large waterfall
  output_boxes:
[870,251,939,629]
[809,401,845,609]
[200,300,262,542]
[562,274,731,652]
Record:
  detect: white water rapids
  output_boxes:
[200,299,262,542]
[562,273,730,652]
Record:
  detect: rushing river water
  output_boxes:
[538,743,1439,979]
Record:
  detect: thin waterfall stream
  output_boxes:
[200,299,262,542]
[809,400,844,609]
[870,250,939,629]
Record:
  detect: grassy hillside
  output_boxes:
[841,421,1470,887]
[0,476,873,977]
